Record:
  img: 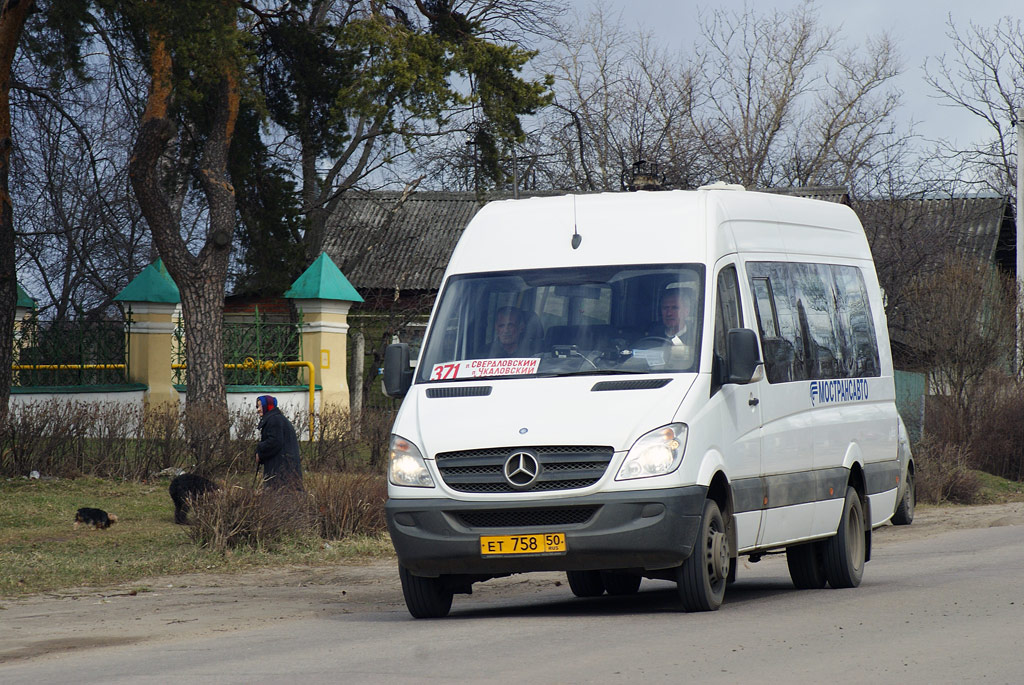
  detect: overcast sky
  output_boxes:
[570,0,1021,148]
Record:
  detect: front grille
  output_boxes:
[454,506,599,528]
[435,445,614,493]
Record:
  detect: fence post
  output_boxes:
[291,299,355,411]
[285,253,364,413]
[114,260,181,411]
[11,284,36,377]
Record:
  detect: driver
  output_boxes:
[491,306,526,357]
[649,288,695,347]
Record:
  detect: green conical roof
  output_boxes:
[285,253,363,302]
[113,259,181,303]
[16,283,36,308]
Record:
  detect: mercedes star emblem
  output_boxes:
[503,451,540,489]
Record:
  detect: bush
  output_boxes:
[0,399,395,480]
[915,439,982,504]
[185,472,387,551]
[305,472,387,539]
[966,374,1024,482]
[302,405,360,472]
[187,485,314,551]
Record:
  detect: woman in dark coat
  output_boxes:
[255,395,303,489]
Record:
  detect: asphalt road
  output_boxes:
[3,522,1024,684]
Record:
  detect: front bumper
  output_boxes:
[386,486,708,576]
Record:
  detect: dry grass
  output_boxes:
[0,475,393,597]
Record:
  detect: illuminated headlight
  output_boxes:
[388,435,435,488]
[616,424,688,480]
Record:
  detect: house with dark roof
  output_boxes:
[323,186,1013,301]
[323,191,487,302]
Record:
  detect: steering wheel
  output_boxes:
[632,336,672,350]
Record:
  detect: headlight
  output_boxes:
[616,424,687,480]
[388,435,435,488]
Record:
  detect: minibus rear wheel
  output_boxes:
[399,565,454,619]
[676,498,729,611]
[786,542,827,589]
[892,470,915,525]
[822,487,866,589]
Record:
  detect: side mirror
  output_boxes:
[383,343,414,397]
[726,328,762,384]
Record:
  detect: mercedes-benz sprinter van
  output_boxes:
[383,185,901,618]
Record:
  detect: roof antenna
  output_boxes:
[571,195,582,249]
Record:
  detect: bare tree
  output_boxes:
[690,3,905,191]
[12,47,152,321]
[900,254,1017,444]
[528,2,906,195]
[924,15,1024,197]
[533,3,701,191]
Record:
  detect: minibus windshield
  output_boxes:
[417,264,705,382]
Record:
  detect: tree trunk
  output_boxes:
[0,0,35,427]
[129,35,239,465]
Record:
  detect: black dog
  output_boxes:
[169,473,218,524]
[75,507,118,529]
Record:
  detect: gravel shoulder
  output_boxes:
[3,502,1023,665]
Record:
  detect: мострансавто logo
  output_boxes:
[810,378,870,406]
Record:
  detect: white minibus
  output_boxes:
[383,186,902,618]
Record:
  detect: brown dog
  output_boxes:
[74,507,118,529]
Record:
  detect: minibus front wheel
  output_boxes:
[676,498,729,611]
[566,570,606,597]
[399,565,454,619]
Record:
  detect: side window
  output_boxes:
[793,263,842,380]
[713,265,742,359]
[751,277,779,338]
[748,260,880,383]
[831,266,880,377]
[750,272,796,383]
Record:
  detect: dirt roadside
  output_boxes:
[3,502,1023,664]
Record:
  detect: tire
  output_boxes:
[823,487,866,589]
[676,499,729,611]
[786,542,826,589]
[601,571,642,596]
[566,570,606,597]
[398,565,454,619]
[892,470,915,526]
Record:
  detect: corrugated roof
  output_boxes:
[324,189,1014,293]
[323,191,486,291]
[759,185,851,204]
[853,194,1014,269]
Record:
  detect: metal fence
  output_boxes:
[172,306,304,386]
[12,313,129,386]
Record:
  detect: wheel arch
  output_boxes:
[706,470,737,562]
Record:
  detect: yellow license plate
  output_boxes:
[480,532,567,556]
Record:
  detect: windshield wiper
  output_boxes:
[535,369,651,378]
